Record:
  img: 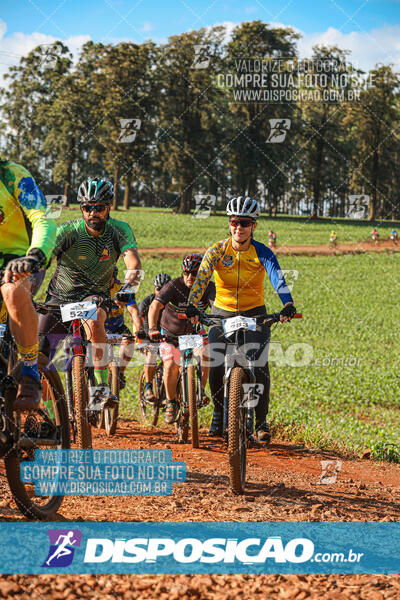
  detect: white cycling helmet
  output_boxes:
[226,196,260,219]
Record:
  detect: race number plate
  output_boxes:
[178,334,203,351]
[223,316,256,334]
[60,301,97,323]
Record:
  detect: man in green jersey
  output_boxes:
[39,177,141,410]
[0,160,56,409]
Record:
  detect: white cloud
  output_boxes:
[297,25,400,71]
[0,20,90,83]
[208,21,400,72]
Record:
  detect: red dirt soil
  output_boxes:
[141,239,400,257]
[0,419,399,598]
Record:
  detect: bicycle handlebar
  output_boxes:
[178,311,302,327]
[34,297,115,316]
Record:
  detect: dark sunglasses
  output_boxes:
[82,204,107,213]
[184,269,199,276]
[229,218,254,228]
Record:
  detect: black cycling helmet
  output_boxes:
[78,177,114,205]
[226,196,260,219]
[182,253,203,273]
[153,273,171,288]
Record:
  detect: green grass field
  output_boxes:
[38,208,399,461]
[58,206,400,248]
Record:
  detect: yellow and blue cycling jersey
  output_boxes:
[188,237,293,312]
[0,161,56,268]
[105,280,137,333]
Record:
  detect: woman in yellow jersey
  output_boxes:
[187,197,296,443]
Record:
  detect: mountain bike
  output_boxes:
[37,298,112,449]
[0,307,70,519]
[199,310,302,494]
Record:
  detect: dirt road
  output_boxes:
[141,239,400,257]
[0,419,399,598]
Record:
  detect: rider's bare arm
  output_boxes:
[127,303,143,333]
[122,247,142,285]
[148,299,164,331]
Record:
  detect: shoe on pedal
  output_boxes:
[14,375,42,411]
[164,400,179,424]
[103,394,118,409]
[144,387,156,403]
[256,422,271,444]
[89,386,118,411]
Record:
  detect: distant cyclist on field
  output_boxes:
[138,272,171,402]
[0,160,56,409]
[186,196,296,444]
[38,177,141,411]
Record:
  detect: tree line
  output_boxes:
[1,20,399,220]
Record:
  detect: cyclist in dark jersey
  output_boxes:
[138,272,171,402]
[38,177,141,410]
[148,254,215,423]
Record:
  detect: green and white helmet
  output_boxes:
[78,177,114,205]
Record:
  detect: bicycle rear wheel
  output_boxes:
[187,365,199,449]
[228,366,248,494]
[104,363,119,436]
[72,354,92,448]
[175,377,188,443]
[139,369,160,427]
[4,355,70,519]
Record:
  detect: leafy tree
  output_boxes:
[344,65,400,220]
[0,42,71,187]
[157,26,225,213]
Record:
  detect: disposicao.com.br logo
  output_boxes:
[82,536,359,565]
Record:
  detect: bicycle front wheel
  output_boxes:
[139,369,160,427]
[72,355,92,449]
[228,366,248,494]
[5,356,70,519]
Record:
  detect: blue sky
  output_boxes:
[0,0,399,76]
[2,0,399,41]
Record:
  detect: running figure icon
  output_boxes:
[45,531,78,566]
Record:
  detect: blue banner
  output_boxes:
[0,522,398,574]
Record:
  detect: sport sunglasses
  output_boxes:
[81,204,108,213]
[183,269,199,276]
[229,218,254,228]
